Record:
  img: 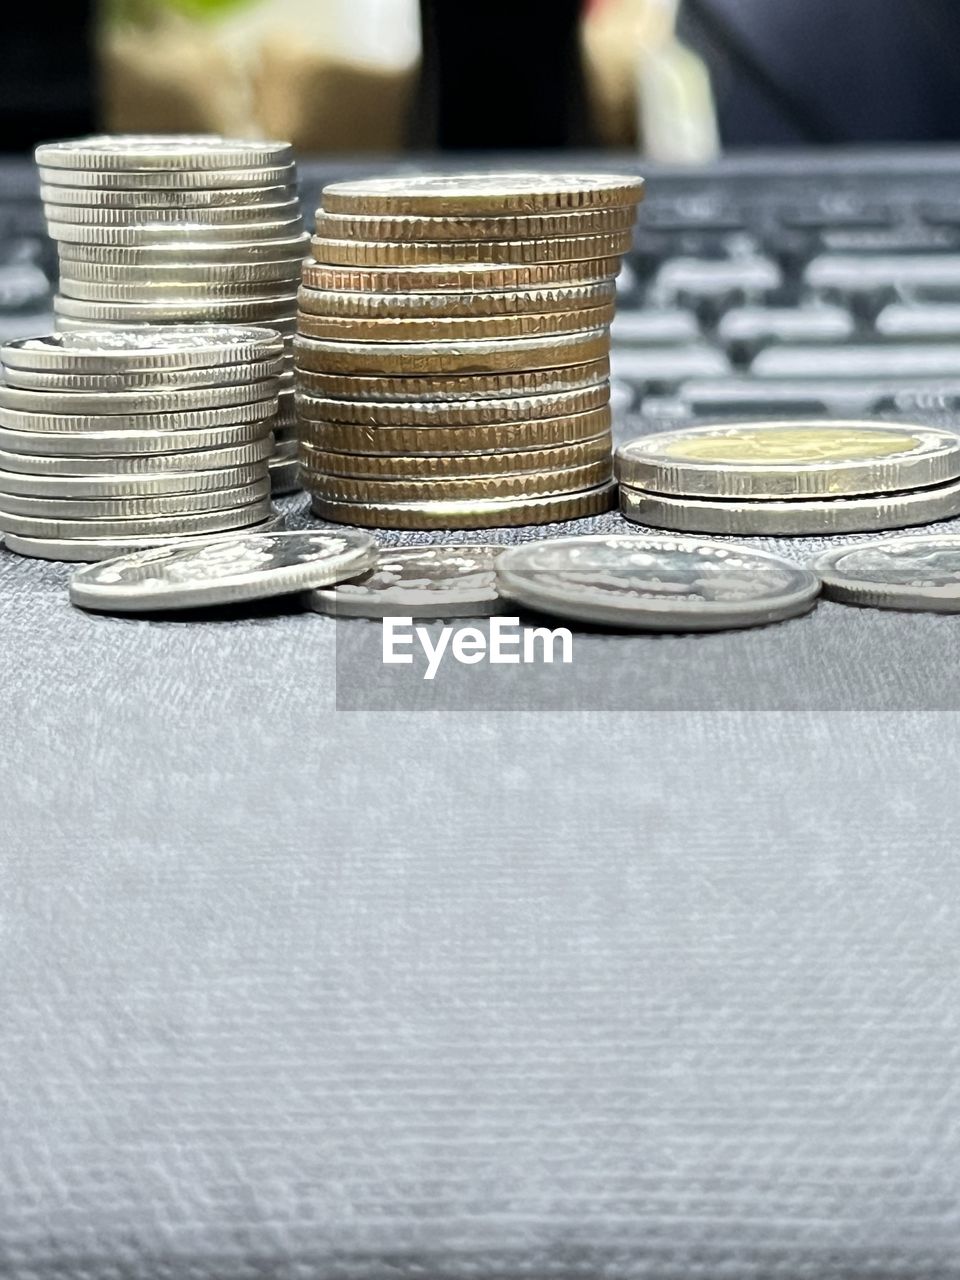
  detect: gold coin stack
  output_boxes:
[295,173,643,529]
[35,134,306,498]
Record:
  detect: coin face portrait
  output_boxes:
[311,545,507,617]
[660,425,921,465]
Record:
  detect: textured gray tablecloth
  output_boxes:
[3,460,960,1278]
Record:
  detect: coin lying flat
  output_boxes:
[2,357,283,392]
[44,200,301,226]
[59,277,301,304]
[311,544,506,618]
[296,280,617,319]
[0,438,273,475]
[49,218,305,247]
[495,535,820,630]
[302,434,611,479]
[54,293,297,323]
[0,419,271,457]
[36,135,295,171]
[320,172,644,216]
[4,513,286,563]
[0,479,269,519]
[619,477,960,535]
[310,481,616,529]
[38,164,297,191]
[293,328,608,376]
[298,409,611,457]
[63,258,302,285]
[309,230,634,267]
[57,236,309,265]
[0,464,265,499]
[810,535,960,611]
[295,305,614,343]
[0,499,276,540]
[615,421,960,499]
[68,528,377,612]
[0,399,277,434]
[293,359,610,401]
[304,459,612,504]
[1,327,283,373]
[301,257,623,294]
[0,380,279,416]
[295,385,610,427]
[313,206,637,243]
[40,183,297,208]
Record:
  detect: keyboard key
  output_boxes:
[677,377,960,416]
[649,256,782,316]
[875,304,960,340]
[752,343,960,378]
[611,308,700,346]
[780,194,891,229]
[805,253,960,303]
[611,344,731,391]
[640,194,745,231]
[717,305,854,360]
[819,226,957,253]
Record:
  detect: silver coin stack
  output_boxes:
[35,134,306,496]
[616,419,960,535]
[0,326,283,561]
[295,172,643,530]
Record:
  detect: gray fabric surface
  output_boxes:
[3,476,960,1277]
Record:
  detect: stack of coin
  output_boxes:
[0,326,283,560]
[296,172,643,528]
[35,134,306,495]
[616,420,960,535]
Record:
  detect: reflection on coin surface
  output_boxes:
[68,529,377,611]
[311,544,506,618]
[321,172,643,216]
[615,421,960,499]
[811,535,960,611]
[36,135,294,171]
[495,534,820,630]
[1,326,283,371]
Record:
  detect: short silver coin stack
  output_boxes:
[0,327,283,561]
[35,134,306,495]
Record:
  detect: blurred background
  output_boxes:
[6,0,960,159]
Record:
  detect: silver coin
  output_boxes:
[52,315,299,340]
[40,183,298,208]
[36,136,295,171]
[615,420,960,499]
[2,358,283,392]
[47,218,304,246]
[37,164,297,191]
[0,379,279,415]
[56,234,309,265]
[0,463,266,499]
[0,438,273,475]
[620,478,960,536]
[2,327,283,372]
[5,515,285,562]
[0,399,277,434]
[0,497,275,539]
[0,420,272,457]
[68,527,377,612]
[310,544,506,618]
[58,276,300,303]
[495,534,820,630]
[53,294,297,323]
[811,535,960,612]
[60,257,303,284]
[0,479,269,519]
[43,199,301,226]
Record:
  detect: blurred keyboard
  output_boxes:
[7,148,960,431]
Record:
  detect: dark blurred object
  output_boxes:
[681,0,960,145]
[0,5,95,151]
[417,0,591,148]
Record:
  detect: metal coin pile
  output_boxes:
[0,326,283,561]
[295,172,643,528]
[615,419,960,535]
[36,134,306,495]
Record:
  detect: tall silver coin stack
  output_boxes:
[35,134,307,496]
[0,327,283,561]
[295,173,643,529]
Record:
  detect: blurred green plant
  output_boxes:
[105,0,258,24]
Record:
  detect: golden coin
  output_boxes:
[301,257,623,293]
[298,407,612,456]
[293,358,610,401]
[320,173,644,217]
[295,384,610,426]
[309,482,617,529]
[309,230,634,267]
[294,328,608,376]
[297,280,616,319]
[313,205,637,243]
[300,433,612,478]
[295,304,615,343]
[301,459,612,503]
